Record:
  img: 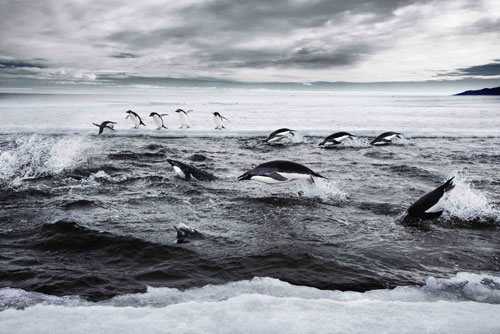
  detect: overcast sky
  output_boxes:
[0,0,499,90]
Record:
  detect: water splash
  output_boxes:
[294,178,348,203]
[441,173,499,224]
[392,135,415,146]
[340,136,370,148]
[0,135,92,187]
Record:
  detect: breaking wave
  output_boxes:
[0,135,92,187]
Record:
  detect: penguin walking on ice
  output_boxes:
[125,110,146,129]
[149,112,168,130]
[92,121,117,135]
[213,112,228,129]
[175,109,192,128]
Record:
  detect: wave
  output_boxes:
[1,273,499,333]
[0,135,92,187]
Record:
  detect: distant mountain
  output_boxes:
[455,86,500,96]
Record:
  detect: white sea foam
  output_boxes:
[295,178,348,203]
[0,135,92,186]
[391,135,415,146]
[1,273,500,334]
[441,173,499,223]
[339,136,371,148]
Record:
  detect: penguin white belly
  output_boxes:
[425,195,446,213]
[335,135,350,142]
[251,175,290,184]
[173,166,186,179]
[214,116,223,129]
[153,115,162,129]
[179,113,190,128]
[267,134,287,143]
[278,172,312,181]
[383,134,397,141]
[128,114,140,128]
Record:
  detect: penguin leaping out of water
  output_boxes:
[149,112,168,130]
[125,110,146,129]
[175,109,192,128]
[265,128,295,144]
[174,224,204,244]
[238,160,326,184]
[407,177,455,220]
[92,121,117,135]
[213,112,228,129]
[167,159,217,181]
[370,132,402,146]
[319,132,355,146]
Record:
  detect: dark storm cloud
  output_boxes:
[1,0,499,88]
[224,45,372,69]
[0,59,47,69]
[440,60,500,77]
[110,53,139,59]
[105,0,427,70]
[181,0,422,30]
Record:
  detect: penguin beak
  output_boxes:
[237,173,251,181]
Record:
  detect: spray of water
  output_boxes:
[441,173,499,224]
[0,135,92,187]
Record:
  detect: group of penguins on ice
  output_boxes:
[93,109,456,243]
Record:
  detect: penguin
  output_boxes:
[319,132,355,146]
[265,128,295,143]
[167,159,216,181]
[149,112,168,130]
[174,224,204,244]
[370,132,402,145]
[175,109,192,128]
[92,121,117,135]
[407,177,455,220]
[125,110,146,129]
[238,160,326,184]
[213,112,228,129]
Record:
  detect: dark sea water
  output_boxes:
[1,134,499,300]
[1,92,500,333]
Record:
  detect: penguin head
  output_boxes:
[125,110,133,114]
[175,109,183,113]
[173,226,186,243]
[213,112,220,117]
[237,172,252,181]
[149,112,156,117]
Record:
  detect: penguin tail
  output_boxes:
[444,177,455,192]
[312,171,327,179]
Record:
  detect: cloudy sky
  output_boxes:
[0,0,499,90]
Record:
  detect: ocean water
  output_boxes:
[1,90,500,333]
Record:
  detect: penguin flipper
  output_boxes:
[266,172,288,181]
[190,168,217,181]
